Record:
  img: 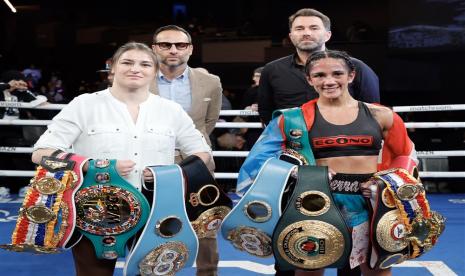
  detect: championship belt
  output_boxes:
[368,168,445,269]
[272,166,351,271]
[124,165,198,276]
[0,151,79,253]
[221,157,296,258]
[58,153,89,248]
[179,155,232,239]
[74,159,150,260]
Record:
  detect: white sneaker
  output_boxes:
[19,186,29,198]
[0,187,11,200]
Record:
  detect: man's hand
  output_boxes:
[8,80,28,92]
[116,160,136,177]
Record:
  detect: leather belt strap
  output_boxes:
[124,165,198,276]
[75,159,150,260]
[272,165,351,271]
[221,157,296,257]
[179,155,232,238]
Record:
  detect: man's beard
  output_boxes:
[295,40,324,53]
[161,59,184,68]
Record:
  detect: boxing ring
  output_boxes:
[0,101,464,275]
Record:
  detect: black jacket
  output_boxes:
[257,54,379,125]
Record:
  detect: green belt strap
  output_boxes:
[273,108,316,165]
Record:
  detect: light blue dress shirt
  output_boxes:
[157,67,192,112]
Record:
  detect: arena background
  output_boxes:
[0,0,464,275]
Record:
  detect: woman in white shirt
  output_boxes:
[31,42,212,276]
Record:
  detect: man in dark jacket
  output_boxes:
[258,8,379,125]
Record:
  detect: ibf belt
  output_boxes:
[272,166,351,271]
[124,165,198,276]
[179,155,232,238]
[74,159,150,260]
[0,152,79,254]
[368,168,445,269]
[221,158,296,257]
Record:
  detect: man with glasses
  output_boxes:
[151,25,222,276]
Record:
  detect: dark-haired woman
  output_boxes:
[237,50,418,276]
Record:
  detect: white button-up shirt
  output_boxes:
[34,89,211,189]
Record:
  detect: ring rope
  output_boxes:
[1,102,464,179]
[0,170,463,179]
[3,101,465,114]
[1,147,465,158]
[2,119,465,129]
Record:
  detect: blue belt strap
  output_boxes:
[124,165,198,276]
[221,158,296,256]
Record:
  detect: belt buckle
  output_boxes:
[227,226,272,257]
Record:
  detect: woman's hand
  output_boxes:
[328,167,336,181]
[360,178,382,198]
[116,160,136,177]
[143,168,154,182]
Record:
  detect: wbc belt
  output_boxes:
[0,151,80,253]
[179,155,232,239]
[74,159,150,260]
[124,165,198,276]
[221,158,296,257]
[368,168,445,269]
[272,166,351,271]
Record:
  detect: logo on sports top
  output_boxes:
[312,135,373,149]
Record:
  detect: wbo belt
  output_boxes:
[221,158,296,257]
[272,165,352,271]
[367,168,445,269]
[179,155,232,239]
[124,164,198,276]
[74,159,150,260]
[0,151,80,254]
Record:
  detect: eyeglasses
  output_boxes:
[154,42,191,50]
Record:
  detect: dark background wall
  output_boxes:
[1,0,464,106]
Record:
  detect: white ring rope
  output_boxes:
[0,170,464,178]
[2,147,465,158]
[3,102,465,113]
[1,102,464,179]
[2,119,465,129]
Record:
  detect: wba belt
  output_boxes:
[272,165,351,271]
[0,151,81,253]
[368,168,445,269]
[74,159,150,260]
[221,158,296,257]
[124,165,198,276]
[179,155,232,238]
